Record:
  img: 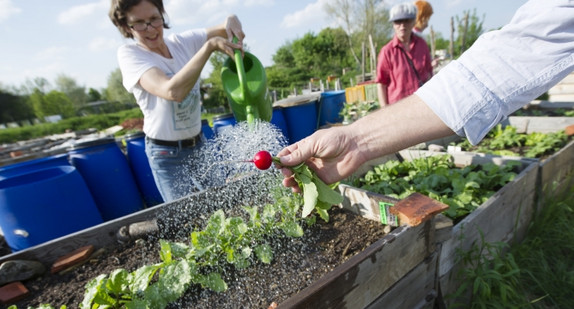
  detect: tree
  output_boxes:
[431,9,485,59]
[202,52,231,111]
[455,9,485,55]
[106,68,136,104]
[323,0,391,72]
[19,77,51,96]
[55,74,88,111]
[43,90,75,118]
[87,88,103,102]
[266,28,356,95]
[0,90,34,123]
[29,88,75,120]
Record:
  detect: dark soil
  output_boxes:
[6,207,390,309]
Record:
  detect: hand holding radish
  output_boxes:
[249,150,343,221]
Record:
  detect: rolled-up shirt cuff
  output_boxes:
[415,60,505,145]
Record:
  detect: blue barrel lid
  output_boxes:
[320,90,346,97]
[273,93,321,108]
[124,131,146,141]
[213,113,235,121]
[67,137,117,151]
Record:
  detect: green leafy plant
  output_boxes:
[75,184,307,309]
[246,150,344,222]
[349,155,520,220]
[448,232,526,308]
[452,124,570,158]
[272,157,344,222]
[339,100,380,124]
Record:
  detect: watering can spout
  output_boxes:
[233,48,248,104]
[221,41,272,124]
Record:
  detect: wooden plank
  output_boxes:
[548,94,574,102]
[278,220,436,309]
[0,201,165,265]
[548,83,574,95]
[539,140,574,199]
[338,184,399,225]
[397,149,536,169]
[365,251,438,309]
[504,116,574,134]
[528,100,574,109]
[437,161,539,307]
[0,177,271,265]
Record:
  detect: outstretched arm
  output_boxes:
[277,95,453,191]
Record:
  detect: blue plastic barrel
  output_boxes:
[318,90,346,127]
[0,153,70,180]
[68,137,143,221]
[0,166,103,251]
[275,94,319,144]
[270,106,290,143]
[202,119,215,140]
[124,132,164,207]
[212,113,237,137]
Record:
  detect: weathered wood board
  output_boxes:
[278,219,436,309]
[0,198,175,265]
[538,140,574,200]
[437,161,539,307]
[502,116,574,134]
[338,184,399,225]
[0,177,270,265]
[365,251,438,309]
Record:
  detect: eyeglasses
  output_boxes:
[128,17,163,31]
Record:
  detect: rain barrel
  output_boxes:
[68,137,143,221]
[274,94,320,144]
[0,153,70,180]
[212,113,237,137]
[318,90,346,127]
[0,166,103,251]
[270,106,290,143]
[202,119,215,140]
[124,132,164,207]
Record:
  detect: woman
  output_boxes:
[375,2,433,106]
[109,0,244,202]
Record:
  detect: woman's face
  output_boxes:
[393,18,415,42]
[125,1,164,50]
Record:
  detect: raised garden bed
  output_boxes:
[338,150,539,307]
[448,124,572,159]
[1,174,437,308]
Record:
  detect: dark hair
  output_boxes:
[109,0,170,39]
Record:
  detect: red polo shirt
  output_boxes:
[376,34,433,104]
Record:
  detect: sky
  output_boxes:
[0,0,527,91]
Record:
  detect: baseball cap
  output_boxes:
[389,3,417,22]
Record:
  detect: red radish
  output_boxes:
[252,150,273,170]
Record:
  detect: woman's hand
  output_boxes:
[206,36,242,58]
[224,15,245,43]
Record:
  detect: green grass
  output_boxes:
[0,109,227,144]
[452,181,574,308]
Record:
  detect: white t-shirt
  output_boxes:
[117,29,207,141]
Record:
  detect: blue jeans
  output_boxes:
[145,135,206,203]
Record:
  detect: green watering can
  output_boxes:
[221,41,272,124]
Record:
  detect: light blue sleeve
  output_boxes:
[416,0,574,145]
